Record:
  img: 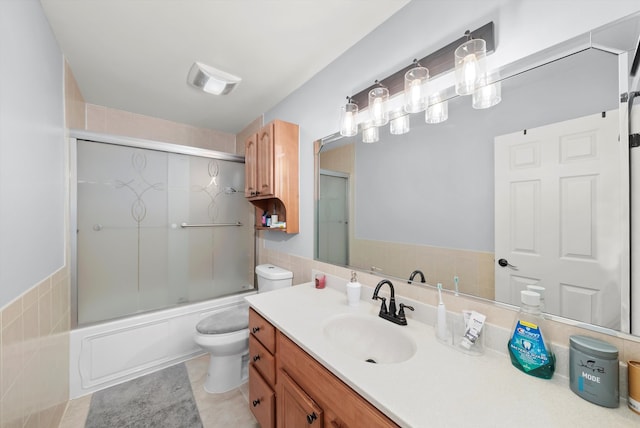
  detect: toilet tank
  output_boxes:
[256,264,293,293]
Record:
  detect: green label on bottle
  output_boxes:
[509,320,550,372]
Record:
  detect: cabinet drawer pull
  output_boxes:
[252,354,260,362]
[251,326,260,333]
[252,398,261,407]
[306,412,318,424]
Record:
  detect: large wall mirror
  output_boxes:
[315,13,640,336]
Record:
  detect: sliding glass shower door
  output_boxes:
[75,139,254,325]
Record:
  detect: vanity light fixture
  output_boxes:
[404,60,429,113]
[425,93,448,124]
[339,97,359,137]
[369,81,390,127]
[362,122,379,143]
[390,110,410,135]
[187,62,241,95]
[339,22,495,141]
[454,31,487,96]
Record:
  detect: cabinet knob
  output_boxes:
[252,399,261,407]
[251,326,260,334]
[306,412,318,424]
[252,354,260,362]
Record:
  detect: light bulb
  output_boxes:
[368,86,389,126]
[339,101,358,137]
[462,54,479,93]
[362,123,379,143]
[426,93,448,124]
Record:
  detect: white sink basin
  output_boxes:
[322,314,417,364]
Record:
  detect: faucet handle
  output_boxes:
[373,296,388,315]
[398,303,414,318]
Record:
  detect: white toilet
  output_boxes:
[194,264,293,393]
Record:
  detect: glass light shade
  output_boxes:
[389,112,410,135]
[362,123,379,143]
[404,66,429,113]
[472,80,502,109]
[454,38,487,95]
[368,86,389,126]
[425,94,448,124]
[339,101,359,137]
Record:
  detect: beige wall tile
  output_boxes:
[2,312,24,398]
[0,270,69,428]
[64,61,86,130]
[85,104,106,133]
[84,104,238,154]
[1,299,22,327]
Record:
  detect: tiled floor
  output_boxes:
[59,355,259,428]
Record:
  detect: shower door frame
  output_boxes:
[69,129,251,329]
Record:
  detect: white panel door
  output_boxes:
[495,111,623,329]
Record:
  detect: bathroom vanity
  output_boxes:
[248,308,395,427]
[246,281,639,427]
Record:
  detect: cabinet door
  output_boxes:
[249,365,275,428]
[278,370,323,428]
[256,124,274,197]
[245,133,258,197]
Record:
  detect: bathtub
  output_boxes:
[69,291,255,399]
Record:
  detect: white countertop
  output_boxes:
[245,281,639,427]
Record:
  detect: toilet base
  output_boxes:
[203,352,249,394]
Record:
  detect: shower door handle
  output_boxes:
[180,222,243,228]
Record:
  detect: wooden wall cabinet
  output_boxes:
[247,307,398,428]
[244,120,299,234]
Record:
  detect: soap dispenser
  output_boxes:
[346,271,361,306]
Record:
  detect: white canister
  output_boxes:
[346,271,361,306]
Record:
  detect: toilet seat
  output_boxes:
[196,304,249,335]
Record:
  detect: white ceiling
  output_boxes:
[40,0,410,134]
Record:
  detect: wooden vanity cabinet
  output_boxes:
[249,309,277,427]
[244,119,299,234]
[247,308,397,428]
[276,332,398,428]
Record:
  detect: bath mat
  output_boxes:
[85,363,203,428]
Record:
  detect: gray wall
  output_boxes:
[0,0,65,307]
[264,0,640,259]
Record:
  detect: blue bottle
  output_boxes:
[508,290,555,379]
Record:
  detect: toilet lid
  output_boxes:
[196,304,249,334]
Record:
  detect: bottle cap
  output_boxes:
[521,290,540,306]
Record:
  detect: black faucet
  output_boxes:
[372,279,414,325]
[408,270,426,284]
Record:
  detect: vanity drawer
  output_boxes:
[249,334,276,386]
[249,308,276,354]
[249,365,275,428]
